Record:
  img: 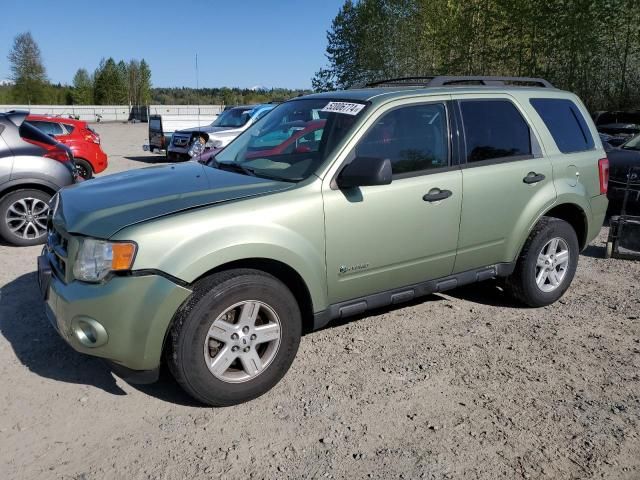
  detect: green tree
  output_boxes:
[138,59,152,105]
[72,68,93,104]
[93,58,127,104]
[314,0,640,110]
[7,32,48,103]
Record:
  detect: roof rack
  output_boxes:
[364,75,554,89]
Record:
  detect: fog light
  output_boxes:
[71,316,108,348]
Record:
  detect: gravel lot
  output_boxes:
[1,123,639,479]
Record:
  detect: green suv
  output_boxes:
[38,76,609,406]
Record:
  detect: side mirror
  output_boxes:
[337,156,392,189]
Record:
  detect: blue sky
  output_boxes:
[0,0,344,89]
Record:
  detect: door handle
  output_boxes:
[523,172,546,184]
[423,188,452,202]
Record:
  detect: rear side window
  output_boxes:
[530,98,595,153]
[27,120,64,136]
[19,122,58,146]
[460,100,532,163]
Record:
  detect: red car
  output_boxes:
[26,115,108,179]
[194,119,326,165]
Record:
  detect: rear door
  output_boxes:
[453,95,556,273]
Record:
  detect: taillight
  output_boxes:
[44,148,70,162]
[83,130,100,144]
[598,157,609,195]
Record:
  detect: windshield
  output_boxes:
[622,134,640,151]
[211,108,252,128]
[210,98,367,182]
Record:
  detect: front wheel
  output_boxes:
[505,217,579,307]
[167,269,302,406]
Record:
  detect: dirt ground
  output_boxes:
[1,123,639,480]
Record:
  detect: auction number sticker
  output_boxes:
[321,102,366,115]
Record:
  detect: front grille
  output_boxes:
[173,135,190,147]
[47,228,69,280]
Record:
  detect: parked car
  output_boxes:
[147,112,219,154]
[596,122,640,139]
[0,111,76,246]
[606,133,640,210]
[166,104,276,161]
[25,114,107,180]
[194,119,326,164]
[38,76,608,406]
[599,132,627,149]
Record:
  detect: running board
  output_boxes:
[312,262,515,330]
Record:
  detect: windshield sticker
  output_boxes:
[321,102,366,116]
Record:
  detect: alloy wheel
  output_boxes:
[535,237,570,292]
[5,197,49,240]
[202,300,282,383]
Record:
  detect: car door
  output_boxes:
[322,100,463,304]
[452,95,556,273]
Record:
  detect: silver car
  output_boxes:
[0,110,75,246]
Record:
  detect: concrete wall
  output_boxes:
[0,105,225,123]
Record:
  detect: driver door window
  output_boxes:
[355,103,449,176]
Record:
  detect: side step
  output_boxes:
[313,263,515,330]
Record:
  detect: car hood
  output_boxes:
[175,126,237,135]
[608,148,640,181]
[53,162,293,238]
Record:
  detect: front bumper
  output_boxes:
[42,260,192,372]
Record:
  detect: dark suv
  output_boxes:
[0,111,76,246]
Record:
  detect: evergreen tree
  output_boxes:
[72,68,93,104]
[138,59,152,105]
[7,32,48,103]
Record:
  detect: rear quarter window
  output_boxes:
[530,98,595,153]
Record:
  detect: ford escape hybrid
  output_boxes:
[38,76,609,406]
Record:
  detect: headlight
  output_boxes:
[73,238,137,282]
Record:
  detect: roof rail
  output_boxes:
[364,75,554,89]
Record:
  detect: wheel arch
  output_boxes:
[542,202,588,250]
[0,180,58,199]
[191,258,316,334]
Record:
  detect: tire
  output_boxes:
[0,189,51,246]
[505,217,579,307]
[605,241,613,259]
[167,269,302,406]
[75,158,93,180]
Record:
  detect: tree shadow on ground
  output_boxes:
[0,271,199,406]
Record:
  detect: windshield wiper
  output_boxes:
[216,161,256,177]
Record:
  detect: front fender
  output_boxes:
[116,189,328,312]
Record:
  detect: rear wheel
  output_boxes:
[505,217,579,307]
[75,158,93,180]
[0,189,51,246]
[167,269,302,406]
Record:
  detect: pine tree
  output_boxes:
[7,32,48,104]
[72,68,93,104]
